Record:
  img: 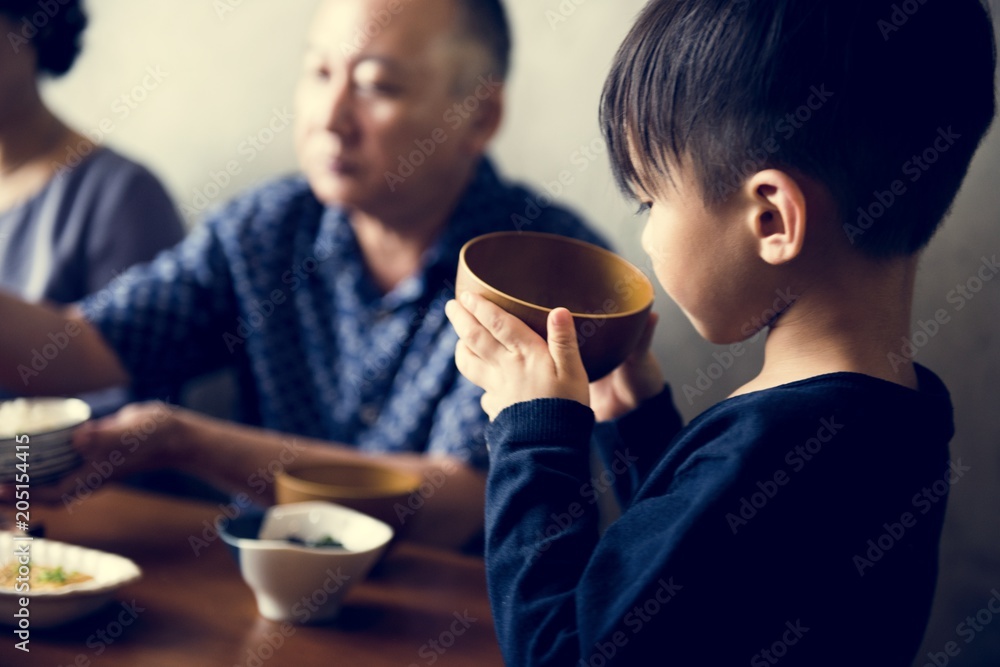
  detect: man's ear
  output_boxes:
[463,86,504,156]
[742,169,807,265]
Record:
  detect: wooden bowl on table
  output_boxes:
[275,462,423,540]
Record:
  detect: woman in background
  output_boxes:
[0,0,184,416]
[0,0,183,305]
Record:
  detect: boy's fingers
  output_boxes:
[454,342,488,388]
[635,312,659,355]
[547,308,582,375]
[446,299,504,360]
[461,293,539,353]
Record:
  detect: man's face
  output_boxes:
[295,0,498,215]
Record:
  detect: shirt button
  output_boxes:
[360,405,380,426]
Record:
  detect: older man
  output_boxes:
[0,0,602,549]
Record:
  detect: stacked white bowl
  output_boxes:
[0,398,90,485]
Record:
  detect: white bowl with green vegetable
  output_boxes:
[0,532,142,628]
[218,501,393,623]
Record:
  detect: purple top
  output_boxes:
[0,146,184,304]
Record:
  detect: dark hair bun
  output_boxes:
[1,0,88,76]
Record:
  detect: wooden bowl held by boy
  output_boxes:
[455,231,655,381]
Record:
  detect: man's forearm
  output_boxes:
[0,293,128,394]
[168,411,486,550]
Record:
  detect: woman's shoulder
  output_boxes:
[52,145,169,201]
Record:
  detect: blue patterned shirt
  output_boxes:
[79,159,605,471]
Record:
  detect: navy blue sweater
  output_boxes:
[484,365,955,666]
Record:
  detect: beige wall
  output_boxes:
[43,1,1000,663]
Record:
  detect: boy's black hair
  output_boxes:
[456,0,511,81]
[601,0,997,257]
[1,0,87,77]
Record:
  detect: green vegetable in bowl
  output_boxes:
[38,566,68,584]
[286,534,345,549]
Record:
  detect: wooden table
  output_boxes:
[0,487,503,666]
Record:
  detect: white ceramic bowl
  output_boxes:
[0,398,90,484]
[0,533,142,628]
[219,501,393,623]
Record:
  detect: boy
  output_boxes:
[445,0,996,664]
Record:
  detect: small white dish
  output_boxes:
[219,501,393,623]
[0,533,142,628]
[0,398,91,439]
[0,398,90,484]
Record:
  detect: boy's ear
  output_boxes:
[743,169,807,265]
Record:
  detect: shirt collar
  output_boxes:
[314,157,507,310]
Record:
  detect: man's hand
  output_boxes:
[446,293,589,420]
[588,312,664,423]
[72,401,185,473]
[0,401,183,505]
[0,400,486,549]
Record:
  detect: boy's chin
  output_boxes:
[689,317,759,347]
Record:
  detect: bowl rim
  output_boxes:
[0,532,142,599]
[275,463,423,500]
[458,231,655,320]
[218,501,394,555]
[0,397,92,442]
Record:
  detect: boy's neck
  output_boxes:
[733,254,920,397]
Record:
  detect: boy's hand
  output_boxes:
[446,293,590,420]
[589,312,664,422]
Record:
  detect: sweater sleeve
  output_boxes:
[484,398,599,665]
[592,385,684,507]
[484,398,769,666]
